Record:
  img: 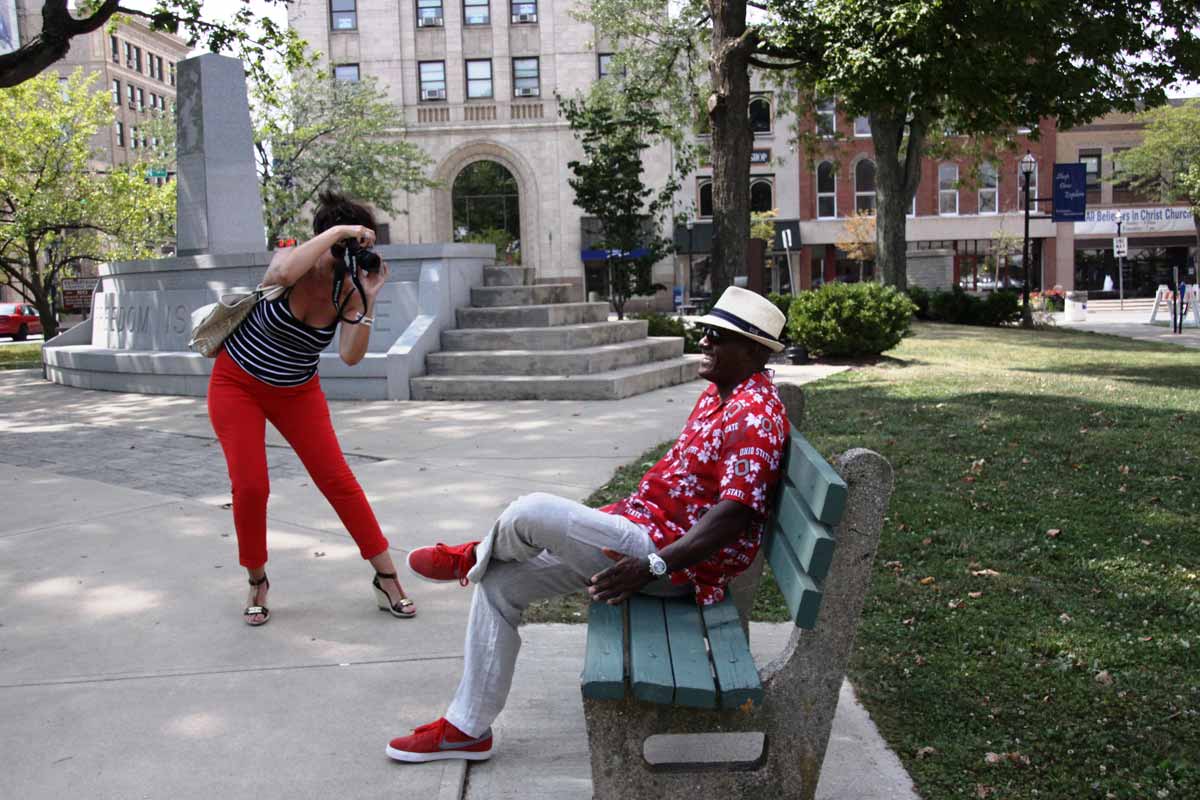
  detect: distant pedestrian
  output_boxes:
[207,190,414,626]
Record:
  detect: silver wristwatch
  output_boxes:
[647,552,668,577]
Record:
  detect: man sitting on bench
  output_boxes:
[387,287,790,763]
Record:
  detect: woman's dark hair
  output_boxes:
[312,189,377,235]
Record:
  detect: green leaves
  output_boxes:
[250,64,436,246]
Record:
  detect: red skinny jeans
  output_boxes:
[207,349,389,569]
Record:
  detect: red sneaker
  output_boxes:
[407,541,479,586]
[386,717,493,763]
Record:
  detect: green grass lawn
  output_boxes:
[531,322,1199,799]
[0,342,42,369]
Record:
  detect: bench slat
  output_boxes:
[701,599,764,709]
[785,430,849,526]
[662,599,717,708]
[629,595,675,705]
[765,530,824,629]
[581,601,626,700]
[773,481,836,582]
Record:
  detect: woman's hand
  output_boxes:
[360,261,390,299]
[345,224,375,249]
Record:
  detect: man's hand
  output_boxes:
[588,548,653,605]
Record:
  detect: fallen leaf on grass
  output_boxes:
[1095,670,1114,685]
[948,598,964,609]
[968,591,983,599]
[962,476,977,484]
[1046,528,1061,538]
[985,751,1030,767]
[1139,636,1153,642]
[975,786,997,799]
[921,537,933,546]
[1059,613,1073,623]
[970,458,986,474]
[1119,464,1130,474]
[971,568,1001,577]
[916,746,937,759]
[919,576,936,585]
[1021,457,1031,465]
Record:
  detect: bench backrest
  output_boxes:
[764,426,848,628]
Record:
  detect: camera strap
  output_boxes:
[331,258,369,325]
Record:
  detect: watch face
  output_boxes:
[649,554,667,576]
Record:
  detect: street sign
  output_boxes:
[146,167,167,179]
[60,277,99,313]
[780,228,793,249]
[1113,236,1128,257]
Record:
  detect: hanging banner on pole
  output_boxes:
[1051,163,1087,222]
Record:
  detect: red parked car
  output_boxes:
[0,303,42,340]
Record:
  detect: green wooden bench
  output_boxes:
[580,385,894,799]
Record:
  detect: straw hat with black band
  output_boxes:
[695,286,787,353]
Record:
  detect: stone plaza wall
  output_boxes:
[43,244,491,400]
[907,249,955,291]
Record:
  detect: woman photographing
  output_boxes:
[207,190,415,626]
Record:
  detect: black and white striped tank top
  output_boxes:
[223,290,336,386]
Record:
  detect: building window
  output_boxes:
[978,162,998,214]
[147,54,157,80]
[130,126,139,150]
[124,42,133,68]
[115,121,124,147]
[134,47,142,73]
[112,79,121,106]
[750,178,774,213]
[111,35,120,63]
[334,64,360,82]
[749,95,772,135]
[816,97,835,136]
[464,0,490,24]
[1018,157,1039,212]
[127,84,136,110]
[1080,148,1102,205]
[513,57,540,97]
[419,62,447,100]
[466,60,493,99]
[511,0,537,23]
[854,116,871,137]
[598,53,613,79]
[817,161,836,219]
[855,159,877,214]
[136,87,145,111]
[938,163,959,215]
[698,180,713,218]
[417,0,445,26]
[149,92,156,110]
[169,62,176,86]
[331,0,357,30]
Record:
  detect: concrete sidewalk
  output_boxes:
[0,363,917,800]
[1054,308,1200,348]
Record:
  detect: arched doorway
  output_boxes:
[452,161,521,263]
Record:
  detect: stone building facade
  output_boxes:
[288,0,678,300]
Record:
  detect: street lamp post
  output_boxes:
[685,215,694,308]
[1020,151,1036,328]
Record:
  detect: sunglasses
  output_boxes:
[700,325,727,343]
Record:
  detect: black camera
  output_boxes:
[345,239,382,273]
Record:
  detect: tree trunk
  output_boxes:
[23,238,58,338]
[871,114,926,292]
[708,0,753,298]
[0,1,119,88]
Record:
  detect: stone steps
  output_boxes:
[470,283,576,307]
[411,356,702,401]
[426,337,683,376]
[456,302,610,329]
[441,320,647,352]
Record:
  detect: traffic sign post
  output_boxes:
[1114,221,1126,309]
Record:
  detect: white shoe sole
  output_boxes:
[406,549,468,585]
[385,745,492,763]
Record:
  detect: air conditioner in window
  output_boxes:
[420,88,447,100]
[515,87,538,97]
[512,13,537,23]
[417,14,444,27]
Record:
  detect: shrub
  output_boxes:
[787,282,916,358]
[906,286,931,320]
[631,312,702,353]
[925,286,1021,326]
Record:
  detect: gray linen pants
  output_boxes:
[443,492,688,738]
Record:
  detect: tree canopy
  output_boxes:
[0,70,175,336]
[1115,100,1200,244]
[0,0,305,88]
[251,64,437,247]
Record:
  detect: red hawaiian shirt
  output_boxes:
[602,370,789,605]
